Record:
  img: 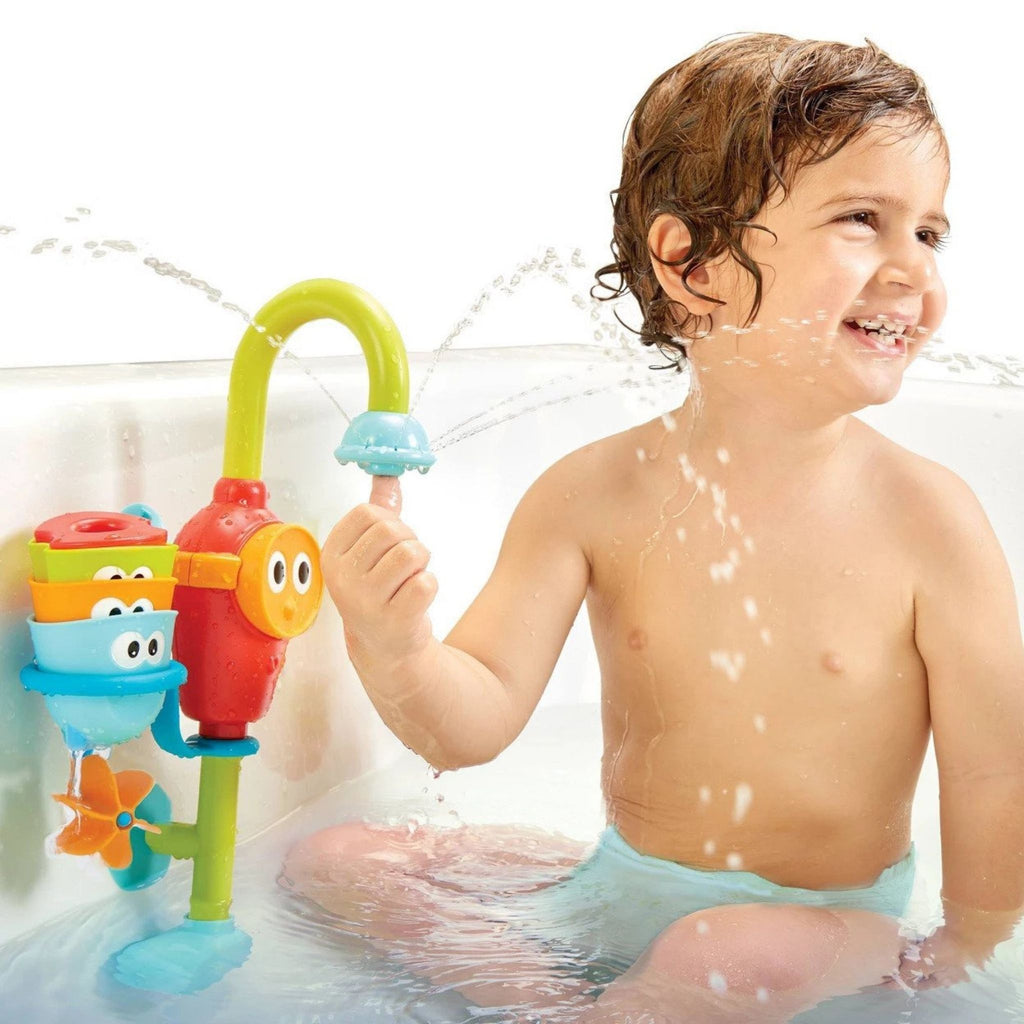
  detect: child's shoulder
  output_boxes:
[854,419,990,563]
[541,421,648,494]
[855,418,975,508]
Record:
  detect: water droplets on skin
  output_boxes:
[731,782,753,824]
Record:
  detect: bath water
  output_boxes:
[3,706,1023,1022]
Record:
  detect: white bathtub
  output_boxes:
[1,343,1022,1019]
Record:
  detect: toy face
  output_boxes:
[110,627,167,669]
[27,610,178,674]
[235,522,322,639]
[93,564,154,580]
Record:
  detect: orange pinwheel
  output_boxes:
[52,754,162,869]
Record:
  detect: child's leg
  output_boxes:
[574,902,906,1023]
[280,821,598,1009]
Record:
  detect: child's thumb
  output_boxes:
[369,474,402,517]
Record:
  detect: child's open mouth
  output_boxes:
[843,320,906,357]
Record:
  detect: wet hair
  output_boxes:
[592,32,949,371]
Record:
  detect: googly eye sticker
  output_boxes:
[110,631,147,670]
[92,597,129,619]
[267,551,287,594]
[91,597,155,619]
[144,630,165,664]
[94,566,128,581]
[293,553,313,595]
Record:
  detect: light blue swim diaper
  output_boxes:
[504,824,917,992]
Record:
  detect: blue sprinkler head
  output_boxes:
[334,411,436,478]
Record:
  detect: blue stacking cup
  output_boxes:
[28,610,177,675]
[23,610,184,748]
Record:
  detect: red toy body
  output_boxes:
[173,478,279,739]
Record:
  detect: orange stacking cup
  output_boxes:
[29,577,177,623]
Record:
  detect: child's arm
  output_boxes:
[912,463,1024,963]
[321,452,591,772]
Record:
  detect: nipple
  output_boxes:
[627,628,648,651]
[821,651,844,673]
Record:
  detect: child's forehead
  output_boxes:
[779,125,948,209]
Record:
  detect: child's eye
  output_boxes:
[838,211,948,252]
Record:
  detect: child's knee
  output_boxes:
[643,903,850,995]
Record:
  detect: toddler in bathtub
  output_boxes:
[280,32,1024,1022]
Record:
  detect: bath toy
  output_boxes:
[20,279,434,996]
[52,754,161,869]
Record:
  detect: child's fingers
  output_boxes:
[372,538,433,604]
[391,567,438,613]
[369,474,402,516]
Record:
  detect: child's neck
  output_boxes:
[668,388,854,491]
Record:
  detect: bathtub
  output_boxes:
[1,342,1022,1021]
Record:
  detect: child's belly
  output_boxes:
[585,438,931,889]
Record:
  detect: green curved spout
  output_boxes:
[223,279,409,480]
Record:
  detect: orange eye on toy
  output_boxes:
[235,522,322,639]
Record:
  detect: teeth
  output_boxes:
[849,318,907,336]
[844,319,902,348]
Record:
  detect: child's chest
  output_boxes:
[589,498,924,722]
[583,446,930,814]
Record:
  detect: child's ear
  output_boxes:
[647,213,721,319]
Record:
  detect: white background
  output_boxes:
[0,1,1013,368]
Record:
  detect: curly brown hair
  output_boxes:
[592,32,949,372]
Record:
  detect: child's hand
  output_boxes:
[880,929,977,992]
[321,475,438,669]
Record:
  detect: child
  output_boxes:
[282,32,1024,1022]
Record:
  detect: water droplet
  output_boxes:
[698,786,711,805]
[753,714,767,733]
[702,838,716,855]
[732,782,753,824]
[709,649,746,681]
[725,852,743,870]
[716,447,730,464]
[708,971,728,994]
[709,560,736,583]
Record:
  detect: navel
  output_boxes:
[627,627,648,651]
[821,650,844,673]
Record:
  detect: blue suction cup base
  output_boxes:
[113,915,252,994]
